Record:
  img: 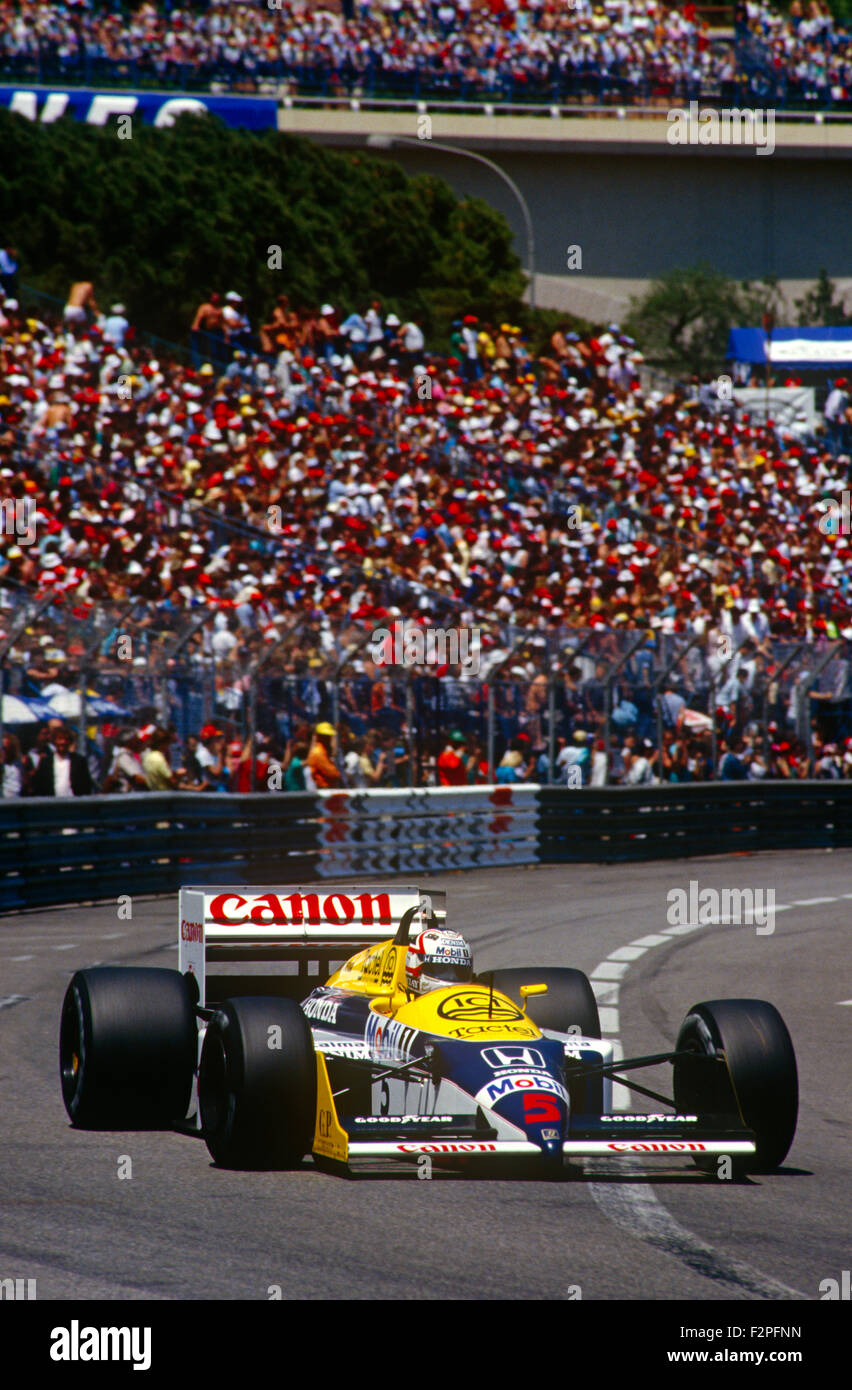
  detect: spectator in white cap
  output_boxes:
[365,298,384,347]
[396,316,424,372]
[102,303,129,348]
[223,291,251,355]
[340,306,368,359]
[317,303,339,359]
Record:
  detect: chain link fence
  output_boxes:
[2,576,850,791]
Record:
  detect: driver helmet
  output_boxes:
[406,927,473,995]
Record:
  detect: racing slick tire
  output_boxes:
[199,996,316,1170]
[479,967,601,1039]
[60,967,197,1129]
[673,999,798,1173]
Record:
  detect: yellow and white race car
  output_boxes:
[59,885,798,1176]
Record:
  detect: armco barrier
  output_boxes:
[3,783,852,912]
[538,782,852,861]
[0,792,319,913]
[314,786,539,878]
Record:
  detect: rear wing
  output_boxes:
[178,885,445,1006]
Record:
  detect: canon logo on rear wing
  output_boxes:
[208,892,394,927]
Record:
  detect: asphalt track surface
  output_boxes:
[0,850,849,1302]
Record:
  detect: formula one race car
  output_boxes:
[59,885,798,1175]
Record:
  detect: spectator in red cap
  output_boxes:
[460,316,480,383]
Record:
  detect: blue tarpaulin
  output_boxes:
[728,327,852,369]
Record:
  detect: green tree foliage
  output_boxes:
[794,269,852,326]
[0,110,527,344]
[623,265,785,375]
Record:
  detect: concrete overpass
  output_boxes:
[278,104,852,322]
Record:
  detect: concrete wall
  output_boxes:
[281,108,852,320]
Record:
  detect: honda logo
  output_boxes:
[481,1046,546,1070]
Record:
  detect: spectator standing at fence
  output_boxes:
[180,733,213,791]
[63,280,98,328]
[223,291,252,355]
[21,723,52,794]
[622,739,656,785]
[30,724,93,797]
[659,680,686,731]
[385,737,411,787]
[557,729,590,785]
[102,302,129,349]
[307,721,342,787]
[824,377,849,456]
[141,727,177,790]
[397,315,425,372]
[1,732,23,797]
[365,299,384,351]
[193,727,229,790]
[190,291,225,366]
[259,293,298,356]
[231,735,271,793]
[718,737,748,780]
[495,740,530,784]
[340,307,369,362]
[437,730,468,785]
[460,315,480,383]
[283,739,309,791]
[317,304,339,360]
[344,733,385,786]
[102,729,147,793]
[590,738,608,787]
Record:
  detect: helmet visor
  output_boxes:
[423,960,472,984]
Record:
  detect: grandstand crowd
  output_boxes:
[2,266,852,790]
[0,0,850,107]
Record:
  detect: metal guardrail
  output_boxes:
[4,782,852,912]
[0,792,318,911]
[279,95,852,122]
[537,781,852,862]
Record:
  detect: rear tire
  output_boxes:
[673,999,798,1172]
[59,967,196,1128]
[199,996,316,1170]
[480,967,601,1039]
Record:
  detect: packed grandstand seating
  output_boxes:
[2,277,852,792]
[0,0,850,108]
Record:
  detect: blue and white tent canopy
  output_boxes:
[727,327,852,369]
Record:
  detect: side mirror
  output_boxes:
[371,992,393,1010]
[519,983,548,1014]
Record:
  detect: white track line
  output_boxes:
[0,995,29,1010]
[587,1166,807,1299]
[583,893,839,1300]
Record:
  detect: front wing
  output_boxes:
[310,1054,757,1166]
